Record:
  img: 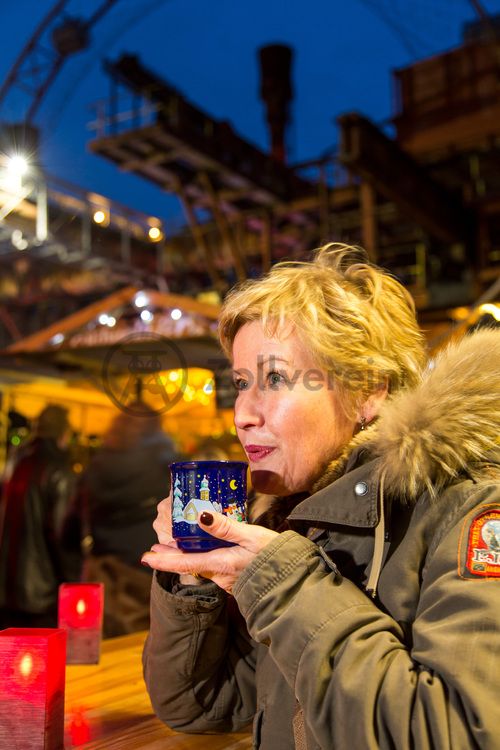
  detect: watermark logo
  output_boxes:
[101,332,189,415]
[101,338,389,417]
[225,355,385,394]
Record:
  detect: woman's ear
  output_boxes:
[359,381,389,425]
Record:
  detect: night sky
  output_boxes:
[1,0,498,225]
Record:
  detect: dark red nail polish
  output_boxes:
[200,511,214,526]
[141,558,151,567]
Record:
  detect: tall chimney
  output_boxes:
[258,44,294,163]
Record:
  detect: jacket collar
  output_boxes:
[288,447,380,528]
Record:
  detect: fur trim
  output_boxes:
[375,329,500,500]
[248,492,276,523]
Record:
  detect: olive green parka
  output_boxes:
[143,329,500,749]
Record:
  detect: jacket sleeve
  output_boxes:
[142,572,258,733]
[232,484,500,750]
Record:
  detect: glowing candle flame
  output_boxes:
[68,708,92,745]
[19,652,33,678]
[76,599,87,616]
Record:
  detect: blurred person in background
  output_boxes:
[1,409,31,488]
[0,404,81,628]
[79,401,177,637]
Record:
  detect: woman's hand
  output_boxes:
[152,495,177,547]
[150,495,201,585]
[141,509,278,593]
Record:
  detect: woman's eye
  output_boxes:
[233,378,249,391]
[268,371,285,388]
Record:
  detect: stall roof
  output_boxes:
[3,286,227,375]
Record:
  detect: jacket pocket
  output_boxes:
[252,708,264,749]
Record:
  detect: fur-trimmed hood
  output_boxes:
[313,328,500,503]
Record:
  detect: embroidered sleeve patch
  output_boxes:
[459,505,500,579]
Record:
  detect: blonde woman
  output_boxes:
[141,245,500,749]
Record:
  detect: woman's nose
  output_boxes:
[234,388,264,430]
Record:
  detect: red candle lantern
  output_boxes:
[58,583,104,664]
[0,628,66,750]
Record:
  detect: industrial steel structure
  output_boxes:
[1,2,500,348]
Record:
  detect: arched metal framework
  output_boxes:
[0,0,119,124]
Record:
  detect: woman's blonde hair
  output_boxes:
[218,243,427,414]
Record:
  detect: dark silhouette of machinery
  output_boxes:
[0,0,119,127]
[1,0,500,349]
[258,44,294,164]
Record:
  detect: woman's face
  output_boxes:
[232,321,356,496]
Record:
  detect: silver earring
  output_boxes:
[360,416,366,431]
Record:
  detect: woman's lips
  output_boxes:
[245,445,276,462]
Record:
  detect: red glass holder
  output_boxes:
[0,628,66,750]
[58,583,104,664]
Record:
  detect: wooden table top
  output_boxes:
[64,630,252,749]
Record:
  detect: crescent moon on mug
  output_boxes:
[229,479,238,490]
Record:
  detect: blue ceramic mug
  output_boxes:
[170,460,248,551]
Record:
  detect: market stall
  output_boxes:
[0,286,241,472]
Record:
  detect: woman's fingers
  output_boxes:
[141,512,279,593]
[152,495,174,545]
[142,543,210,571]
[141,542,255,593]
[157,495,172,521]
[198,510,277,553]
